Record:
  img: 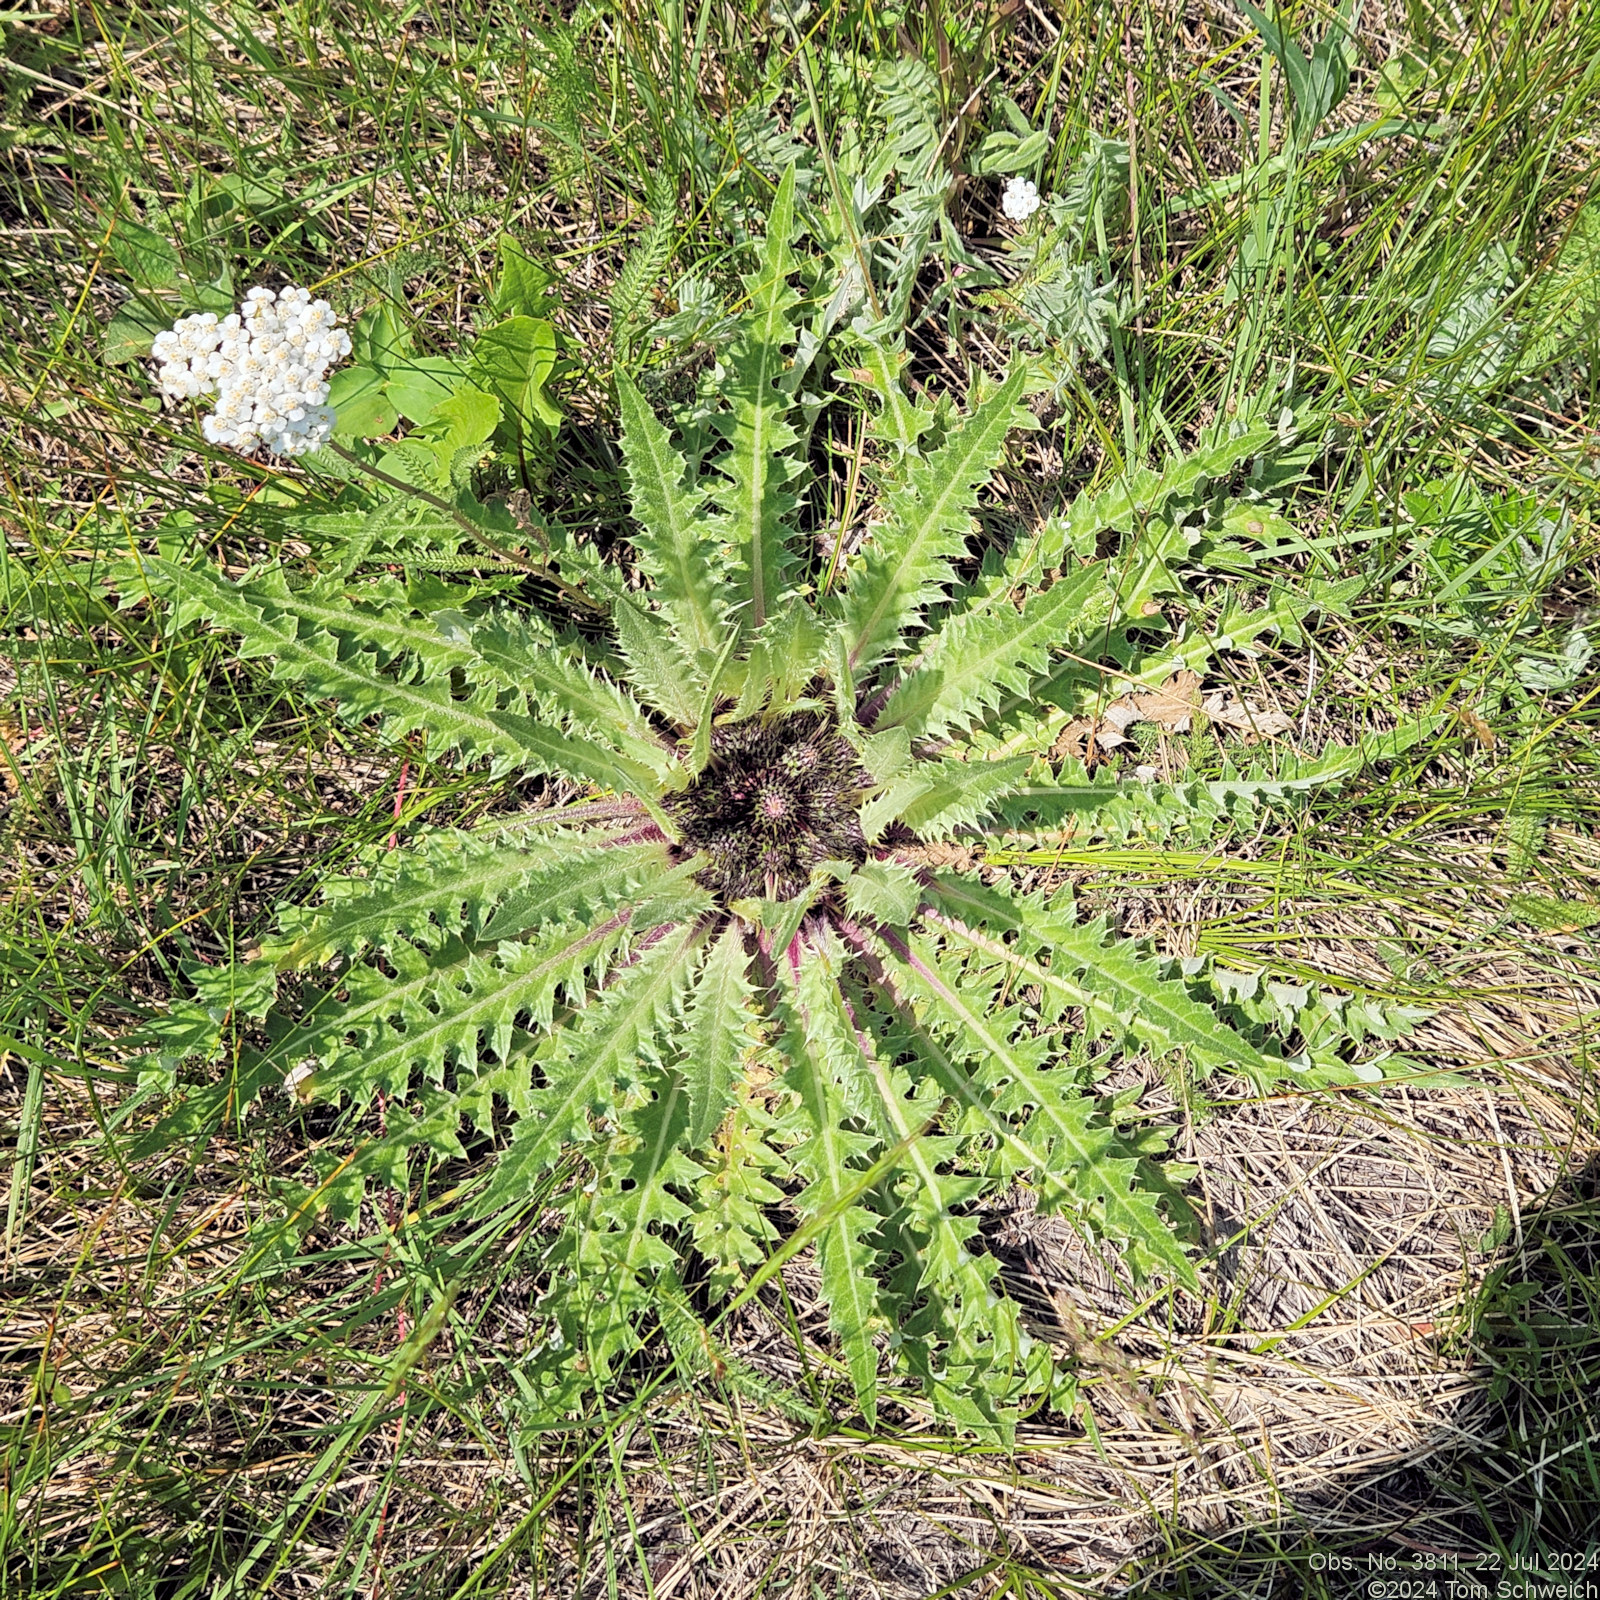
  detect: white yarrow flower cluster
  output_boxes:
[151,285,351,457]
[1001,175,1042,223]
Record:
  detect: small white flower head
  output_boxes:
[151,283,352,459]
[1001,175,1042,223]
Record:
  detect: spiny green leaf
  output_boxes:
[477,842,685,943]
[892,754,1033,840]
[689,1093,788,1295]
[584,1073,701,1295]
[841,338,933,454]
[680,921,758,1149]
[776,949,883,1425]
[144,557,662,799]
[836,364,1034,673]
[471,922,707,1214]
[616,371,727,659]
[993,718,1447,845]
[301,911,639,1109]
[685,625,743,780]
[868,923,1195,1284]
[608,595,701,728]
[840,977,1036,1437]
[265,833,667,969]
[843,861,923,928]
[171,564,475,678]
[709,164,804,631]
[747,602,828,705]
[926,888,1292,1088]
[880,563,1110,740]
[1036,419,1280,570]
[993,577,1346,730]
[454,607,675,771]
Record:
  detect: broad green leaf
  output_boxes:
[327,364,397,436]
[423,385,499,449]
[328,309,471,435]
[107,217,181,290]
[493,235,555,318]
[353,303,412,367]
[386,356,473,427]
[104,297,173,365]
[471,315,562,431]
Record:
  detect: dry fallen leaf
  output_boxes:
[1094,670,1202,744]
[1128,669,1201,731]
[0,719,20,796]
[1199,690,1294,740]
[0,717,47,797]
[1056,672,1294,772]
[1050,718,1106,762]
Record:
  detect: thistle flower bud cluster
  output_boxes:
[150,285,351,458]
[665,711,870,903]
[1001,175,1042,223]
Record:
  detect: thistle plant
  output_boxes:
[137,170,1433,1433]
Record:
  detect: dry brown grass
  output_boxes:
[7,961,1596,1594]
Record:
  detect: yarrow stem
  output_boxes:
[152,285,351,457]
[321,441,606,618]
